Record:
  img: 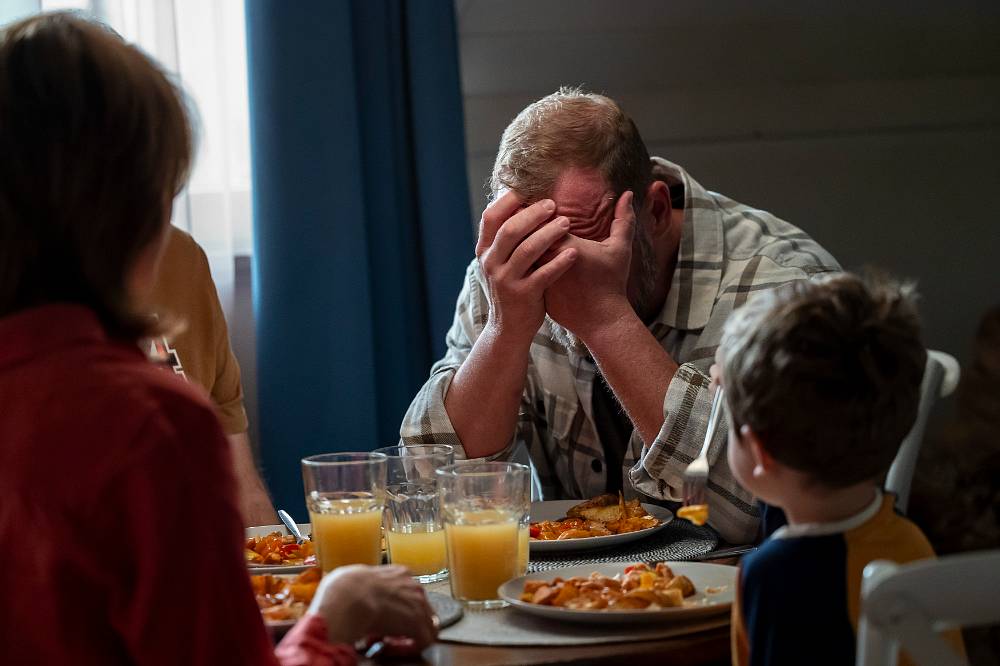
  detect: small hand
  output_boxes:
[308,565,436,650]
[708,363,721,388]
[544,191,636,340]
[476,191,579,344]
[709,343,724,388]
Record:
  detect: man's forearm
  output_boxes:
[444,323,532,459]
[580,306,679,446]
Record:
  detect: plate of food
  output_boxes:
[529,494,672,552]
[499,561,734,624]
[245,524,316,574]
[252,568,321,630]
[252,570,464,635]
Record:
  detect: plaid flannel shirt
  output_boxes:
[400,158,840,544]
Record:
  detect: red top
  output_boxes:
[0,305,354,666]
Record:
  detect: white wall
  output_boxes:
[0,0,39,24]
[455,0,1000,387]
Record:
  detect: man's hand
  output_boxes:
[477,191,579,344]
[544,191,636,341]
[443,192,579,459]
[541,191,680,446]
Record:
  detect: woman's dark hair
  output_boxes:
[0,12,193,339]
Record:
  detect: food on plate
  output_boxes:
[530,493,660,540]
[677,503,709,526]
[251,568,321,622]
[245,531,317,566]
[519,562,696,611]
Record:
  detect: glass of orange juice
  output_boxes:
[437,462,530,608]
[384,481,448,583]
[301,452,387,572]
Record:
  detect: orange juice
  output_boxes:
[445,510,519,602]
[517,525,529,574]
[309,499,383,571]
[386,525,447,576]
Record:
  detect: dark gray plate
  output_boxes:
[427,590,463,629]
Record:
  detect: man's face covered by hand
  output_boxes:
[540,168,659,355]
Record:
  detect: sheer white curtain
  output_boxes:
[40,0,253,309]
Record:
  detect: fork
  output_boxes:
[682,386,725,506]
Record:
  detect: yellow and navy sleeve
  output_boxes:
[732,498,958,666]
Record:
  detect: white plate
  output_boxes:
[245,523,315,575]
[259,586,464,635]
[263,616,298,631]
[529,500,673,552]
[499,562,735,624]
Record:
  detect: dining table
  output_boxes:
[355,517,747,666]
[361,626,733,666]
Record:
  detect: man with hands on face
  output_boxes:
[401,88,840,544]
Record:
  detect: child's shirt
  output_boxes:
[731,490,940,666]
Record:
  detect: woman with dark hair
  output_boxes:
[0,12,434,665]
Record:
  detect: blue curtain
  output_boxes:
[245,0,473,517]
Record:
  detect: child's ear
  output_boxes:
[740,425,775,480]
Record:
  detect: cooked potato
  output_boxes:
[565,593,608,610]
[677,503,709,526]
[607,516,660,534]
[557,529,599,540]
[610,594,652,609]
[251,569,320,625]
[654,562,674,579]
[665,575,695,598]
[523,580,547,594]
[655,588,684,607]
[288,582,317,602]
[531,585,560,605]
[551,583,579,607]
[519,563,697,613]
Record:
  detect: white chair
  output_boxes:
[856,549,1000,666]
[886,350,961,513]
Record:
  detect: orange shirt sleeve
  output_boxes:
[208,278,249,435]
[150,228,249,435]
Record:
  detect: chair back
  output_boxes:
[886,350,960,512]
[856,549,1000,666]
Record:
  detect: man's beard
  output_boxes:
[631,223,659,321]
[546,225,659,357]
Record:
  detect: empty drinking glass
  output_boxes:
[373,444,454,484]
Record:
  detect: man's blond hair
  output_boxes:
[490,87,652,205]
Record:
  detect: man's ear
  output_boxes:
[643,180,671,238]
[740,425,776,480]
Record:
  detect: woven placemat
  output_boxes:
[528,519,719,572]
